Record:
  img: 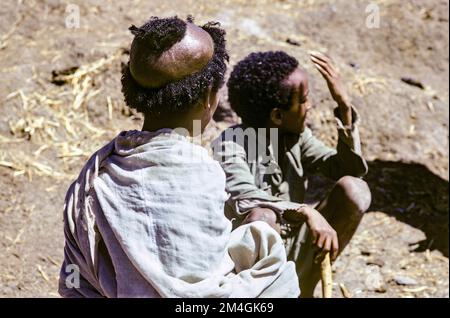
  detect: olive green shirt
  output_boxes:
[211,107,368,225]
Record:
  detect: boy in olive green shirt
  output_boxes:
[212,51,371,297]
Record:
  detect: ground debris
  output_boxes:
[393,275,418,286]
[401,77,425,89]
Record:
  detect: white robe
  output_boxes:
[59,129,299,298]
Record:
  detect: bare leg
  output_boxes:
[299,176,371,297]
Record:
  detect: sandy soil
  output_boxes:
[0,0,448,298]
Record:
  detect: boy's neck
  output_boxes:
[142,115,195,135]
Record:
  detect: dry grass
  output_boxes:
[0,48,127,181]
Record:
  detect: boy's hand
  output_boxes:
[309,51,352,125]
[284,206,339,261]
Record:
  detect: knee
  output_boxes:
[244,207,278,227]
[335,176,372,213]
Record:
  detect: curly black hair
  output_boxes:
[227,51,299,127]
[121,16,228,117]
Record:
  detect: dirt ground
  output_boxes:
[0,0,448,298]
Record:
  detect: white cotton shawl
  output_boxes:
[59,129,299,298]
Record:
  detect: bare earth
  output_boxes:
[0,0,448,298]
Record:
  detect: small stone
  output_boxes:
[400,77,425,89]
[366,258,385,267]
[365,266,387,293]
[398,259,409,269]
[393,276,418,286]
[286,38,300,46]
[360,249,372,256]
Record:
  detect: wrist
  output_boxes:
[296,206,311,220]
[337,101,353,126]
[337,99,352,110]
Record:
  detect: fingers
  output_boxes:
[309,50,328,58]
[313,231,338,263]
[316,233,326,250]
[314,247,328,264]
[331,234,339,261]
[309,51,334,66]
[324,236,332,255]
[312,60,332,79]
[310,56,337,78]
[309,51,338,78]
[313,233,327,263]
[314,252,323,264]
[311,228,319,245]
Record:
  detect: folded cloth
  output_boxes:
[59,129,299,298]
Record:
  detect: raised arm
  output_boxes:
[299,51,368,179]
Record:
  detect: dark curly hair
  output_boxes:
[227,51,299,127]
[121,16,228,117]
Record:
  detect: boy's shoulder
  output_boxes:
[211,124,250,157]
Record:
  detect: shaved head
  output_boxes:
[130,23,215,89]
[121,16,228,118]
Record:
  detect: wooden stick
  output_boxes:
[321,252,332,298]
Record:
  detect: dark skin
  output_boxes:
[243,51,371,297]
[134,23,219,135]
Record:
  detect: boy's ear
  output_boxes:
[270,108,283,126]
[203,85,215,110]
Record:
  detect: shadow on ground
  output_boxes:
[305,160,449,257]
[365,160,448,257]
